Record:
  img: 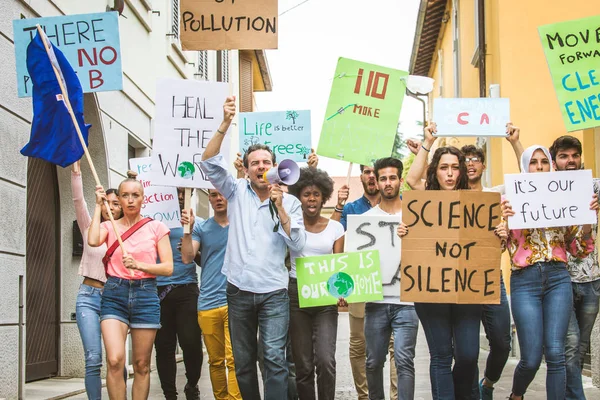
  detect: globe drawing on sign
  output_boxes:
[177,161,195,179]
[327,272,355,299]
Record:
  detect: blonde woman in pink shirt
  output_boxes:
[72,161,122,400]
[502,145,597,400]
[89,172,173,399]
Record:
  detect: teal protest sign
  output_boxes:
[295,250,384,308]
[239,110,312,162]
[13,12,122,97]
[538,15,600,131]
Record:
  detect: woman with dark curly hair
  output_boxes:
[401,122,507,399]
[287,167,345,400]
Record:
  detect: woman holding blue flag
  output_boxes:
[72,160,122,400]
[88,172,173,399]
[287,167,346,400]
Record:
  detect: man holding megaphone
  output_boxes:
[200,96,307,400]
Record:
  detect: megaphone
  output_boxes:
[262,159,300,185]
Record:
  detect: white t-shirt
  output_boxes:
[290,219,345,278]
[363,205,413,306]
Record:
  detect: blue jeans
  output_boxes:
[415,302,481,400]
[474,278,511,391]
[565,280,600,400]
[364,303,418,400]
[510,261,573,399]
[227,283,289,400]
[101,277,161,329]
[76,284,103,400]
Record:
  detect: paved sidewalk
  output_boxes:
[25,312,600,399]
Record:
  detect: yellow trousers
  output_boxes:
[198,305,241,400]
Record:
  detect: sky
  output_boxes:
[255,0,425,177]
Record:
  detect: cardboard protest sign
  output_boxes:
[13,12,122,97]
[295,250,384,308]
[346,215,402,298]
[239,110,311,163]
[129,157,181,229]
[150,78,229,189]
[180,0,277,50]
[317,57,407,166]
[401,191,502,304]
[504,170,595,229]
[539,15,600,131]
[432,98,510,137]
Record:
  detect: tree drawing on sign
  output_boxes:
[299,146,311,159]
[286,111,299,124]
[243,136,260,147]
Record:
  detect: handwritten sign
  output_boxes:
[504,170,595,229]
[150,78,229,189]
[239,110,311,163]
[401,191,502,304]
[295,251,384,308]
[539,15,600,131]
[432,98,510,137]
[180,0,277,50]
[346,215,401,298]
[317,57,407,166]
[13,12,122,97]
[129,157,181,229]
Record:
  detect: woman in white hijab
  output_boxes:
[503,145,597,400]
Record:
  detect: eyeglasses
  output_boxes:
[465,157,482,164]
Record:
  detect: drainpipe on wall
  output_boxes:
[477,0,486,97]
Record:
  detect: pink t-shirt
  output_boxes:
[101,220,170,279]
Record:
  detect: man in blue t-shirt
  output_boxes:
[154,188,203,400]
[181,189,241,399]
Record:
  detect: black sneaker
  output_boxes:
[184,383,200,400]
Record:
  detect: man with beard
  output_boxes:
[550,135,600,400]
[331,165,398,400]
[362,157,418,400]
[154,188,204,400]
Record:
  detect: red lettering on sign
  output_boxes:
[457,112,469,125]
[480,113,490,125]
[89,70,104,89]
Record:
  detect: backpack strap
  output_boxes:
[102,217,153,270]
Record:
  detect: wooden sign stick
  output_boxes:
[36,25,128,258]
[183,188,192,234]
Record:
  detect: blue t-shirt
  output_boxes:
[157,226,199,286]
[193,218,228,311]
[340,195,374,231]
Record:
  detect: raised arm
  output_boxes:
[88,185,109,247]
[202,96,236,161]
[72,161,92,232]
[506,122,524,171]
[406,123,437,190]
[180,209,201,264]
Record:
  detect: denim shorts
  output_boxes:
[100,276,161,329]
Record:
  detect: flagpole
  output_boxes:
[36,25,129,260]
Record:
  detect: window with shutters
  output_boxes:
[172,0,179,38]
[217,50,230,83]
[239,56,253,112]
[195,51,209,80]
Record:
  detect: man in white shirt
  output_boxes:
[362,157,418,400]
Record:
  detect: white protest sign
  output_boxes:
[130,157,181,229]
[151,78,230,188]
[346,215,402,298]
[433,98,510,137]
[504,170,595,229]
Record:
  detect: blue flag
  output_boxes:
[20,29,90,167]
